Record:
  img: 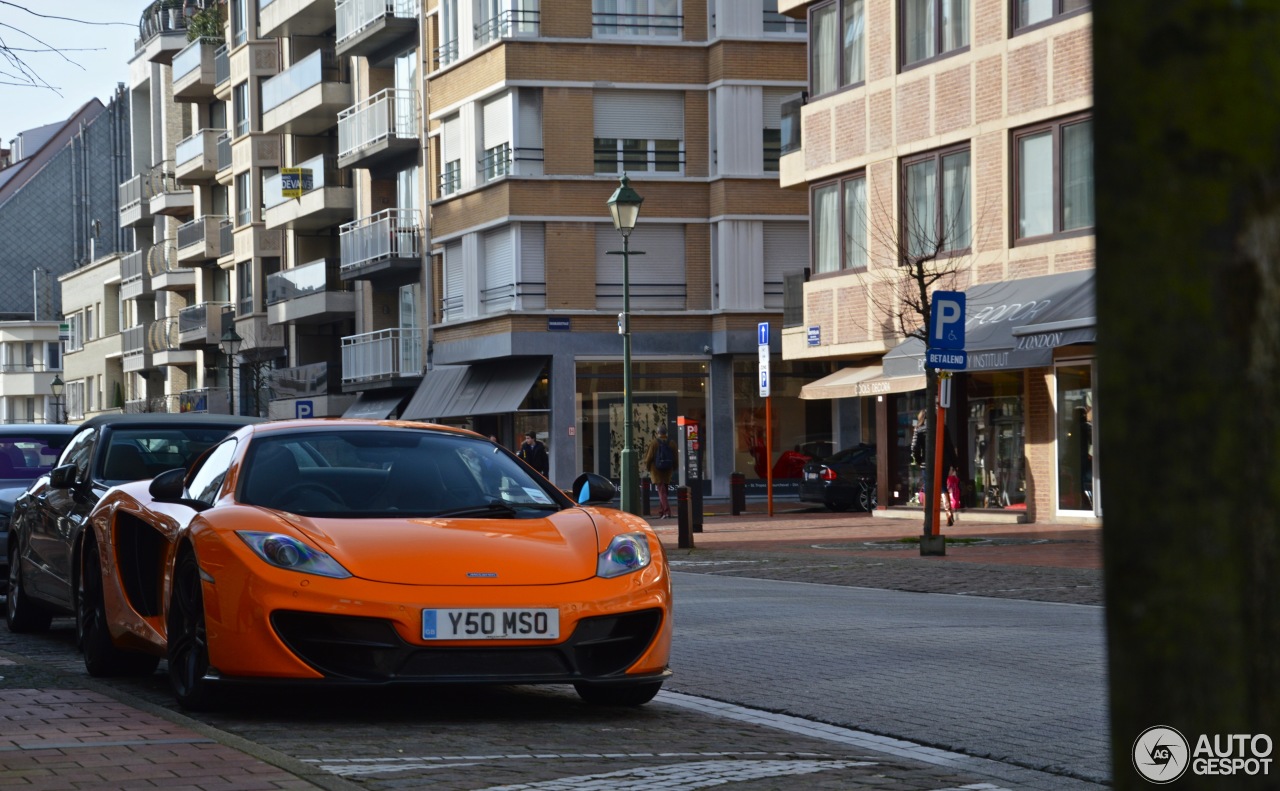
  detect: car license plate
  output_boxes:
[804,471,818,480]
[422,608,559,640]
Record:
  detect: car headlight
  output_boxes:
[597,532,652,578]
[236,531,352,579]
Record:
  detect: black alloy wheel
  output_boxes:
[574,680,663,707]
[79,539,160,677]
[6,542,53,633]
[168,549,215,710]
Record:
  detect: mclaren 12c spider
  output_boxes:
[80,419,672,709]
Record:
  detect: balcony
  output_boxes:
[125,395,180,414]
[135,0,213,64]
[219,40,280,103]
[231,132,282,175]
[338,88,418,172]
[150,318,199,368]
[475,7,541,45]
[177,215,230,263]
[267,258,356,325]
[259,0,337,39]
[118,174,153,227]
[218,219,235,262]
[149,242,196,291]
[263,154,354,232]
[122,325,152,373]
[179,387,231,414]
[339,208,422,285]
[173,37,222,101]
[120,248,151,301]
[179,302,231,347]
[235,314,287,356]
[232,223,284,261]
[268,362,354,419]
[175,128,225,182]
[262,48,351,136]
[214,43,230,87]
[336,0,418,65]
[340,328,422,386]
[147,161,194,217]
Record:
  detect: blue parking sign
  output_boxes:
[929,292,966,350]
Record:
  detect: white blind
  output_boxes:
[594,90,684,139]
[763,221,808,309]
[482,226,514,313]
[595,223,686,310]
[519,223,546,309]
[482,92,510,150]
[518,87,543,148]
[444,240,464,320]
[762,87,790,128]
[442,114,461,162]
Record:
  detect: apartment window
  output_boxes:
[233,83,250,137]
[763,129,782,172]
[231,0,248,46]
[1013,115,1093,242]
[481,93,512,181]
[810,0,864,97]
[238,260,255,314]
[811,173,867,275]
[763,86,791,172]
[1014,0,1088,31]
[901,0,968,69]
[437,0,459,66]
[593,90,684,174]
[85,307,95,341]
[764,0,806,34]
[236,172,251,225]
[440,160,461,195]
[440,114,462,195]
[593,0,681,38]
[902,145,971,261]
[67,315,83,352]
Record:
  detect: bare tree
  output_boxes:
[0,2,131,96]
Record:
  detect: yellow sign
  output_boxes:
[280,167,313,199]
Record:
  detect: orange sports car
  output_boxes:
[80,419,672,709]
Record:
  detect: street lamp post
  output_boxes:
[607,174,644,515]
[220,326,243,415]
[49,375,65,424]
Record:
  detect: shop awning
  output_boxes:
[800,364,927,399]
[401,358,545,421]
[342,392,408,419]
[882,270,1095,374]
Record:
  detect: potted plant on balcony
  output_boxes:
[187,1,225,42]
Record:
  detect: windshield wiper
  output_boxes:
[430,500,561,518]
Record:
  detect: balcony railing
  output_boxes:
[475,7,540,44]
[173,36,221,83]
[337,87,417,160]
[177,214,229,251]
[591,12,682,37]
[119,173,153,210]
[150,317,182,352]
[339,208,422,273]
[121,249,147,284]
[263,153,346,209]
[266,258,347,305]
[337,0,418,44]
[479,143,512,182]
[136,0,208,51]
[214,42,230,85]
[178,301,231,336]
[148,241,183,276]
[219,218,234,255]
[216,131,232,171]
[433,38,459,69]
[340,328,421,384]
[122,325,147,356]
[780,91,806,156]
[438,160,460,196]
[176,128,225,171]
[262,48,343,113]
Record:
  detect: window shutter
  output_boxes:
[442,114,461,162]
[593,90,684,140]
[763,222,808,309]
[595,224,686,310]
[519,223,546,309]
[482,92,510,151]
[482,226,514,313]
[444,240,464,320]
[762,87,790,129]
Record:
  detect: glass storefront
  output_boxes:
[732,358,836,495]
[575,360,709,482]
[452,367,550,452]
[1056,361,1097,514]
[966,371,1026,509]
[892,389,929,505]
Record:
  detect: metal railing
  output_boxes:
[475,7,540,44]
[595,281,687,310]
[340,328,422,383]
[479,143,511,181]
[267,258,346,305]
[433,38,459,68]
[122,325,147,356]
[121,248,148,284]
[591,12,682,37]
[438,160,461,196]
[147,160,189,199]
[338,87,417,160]
[339,208,422,272]
[136,0,208,51]
[178,301,230,335]
[216,131,232,171]
[262,47,344,113]
[177,214,229,250]
[214,43,230,85]
[337,0,418,45]
[176,128,224,169]
[148,241,183,276]
[149,317,182,352]
[219,218,234,254]
[119,173,153,210]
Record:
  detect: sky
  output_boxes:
[0,1,141,145]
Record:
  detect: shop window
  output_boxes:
[965,374,1026,510]
[1056,362,1096,513]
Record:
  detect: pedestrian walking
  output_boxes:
[643,425,679,518]
[517,431,548,476]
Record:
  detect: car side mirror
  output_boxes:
[571,473,617,506]
[148,467,210,511]
[49,464,78,489]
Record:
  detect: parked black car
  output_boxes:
[799,443,877,512]
[0,424,77,594]
[5,413,261,633]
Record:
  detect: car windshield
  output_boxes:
[0,436,70,483]
[239,429,571,518]
[100,427,240,485]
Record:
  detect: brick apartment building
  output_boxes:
[776,0,1097,523]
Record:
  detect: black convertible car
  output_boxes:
[6,413,261,633]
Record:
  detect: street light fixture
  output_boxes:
[607,174,644,515]
[220,325,243,415]
[49,375,66,424]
